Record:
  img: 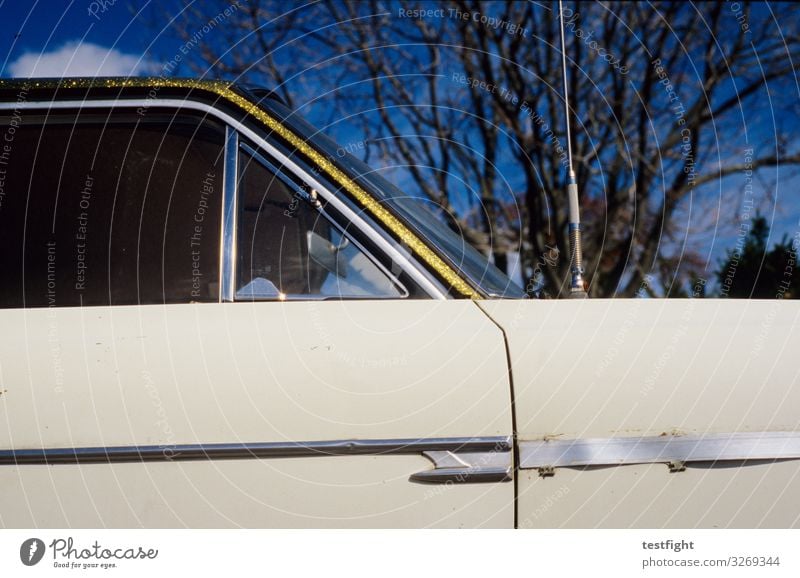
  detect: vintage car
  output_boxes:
[0,78,798,528]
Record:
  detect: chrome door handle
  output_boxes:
[410,449,512,484]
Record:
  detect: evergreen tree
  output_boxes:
[717,216,799,298]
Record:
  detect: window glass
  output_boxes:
[236,149,404,299]
[257,97,526,298]
[0,110,224,308]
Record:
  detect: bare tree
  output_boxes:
[156,0,800,297]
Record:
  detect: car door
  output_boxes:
[480,299,800,528]
[0,101,514,528]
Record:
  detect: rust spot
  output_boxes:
[538,466,556,478]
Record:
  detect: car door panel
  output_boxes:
[0,301,514,527]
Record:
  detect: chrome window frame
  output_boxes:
[221,127,238,303]
[0,98,449,300]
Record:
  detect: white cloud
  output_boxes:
[8,41,157,78]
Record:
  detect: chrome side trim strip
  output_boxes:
[0,99,448,299]
[221,127,238,302]
[519,432,800,472]
[1,435,510,463]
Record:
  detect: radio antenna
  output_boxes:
[558,0,587,298]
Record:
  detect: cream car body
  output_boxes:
[0,79,798,528]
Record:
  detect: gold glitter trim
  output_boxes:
[0,77,479,298]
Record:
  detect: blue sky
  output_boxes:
[1,0,797,293]
[0,0,193,78]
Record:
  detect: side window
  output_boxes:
[235,148,405,299]
[0,110,224,307]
